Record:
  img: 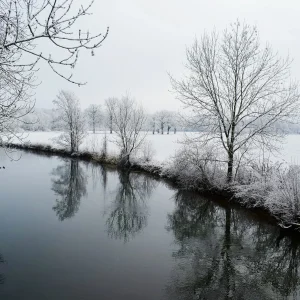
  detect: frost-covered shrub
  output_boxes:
[233,160,282,206]
[234,162,300,227]
[267,166,300,224]
[139,140,156,163]
[165,144,227,190]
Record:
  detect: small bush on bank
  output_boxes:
[139,140,156,163]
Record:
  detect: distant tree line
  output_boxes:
[19,102,300,136]
[19,100,182,134]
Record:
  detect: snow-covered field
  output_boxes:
[13,131,183,163]
[10,131,300,165]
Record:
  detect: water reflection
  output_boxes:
[166,191,300,300]
[105,171,157,242]
[87,162,108,191]
[0,254,5,285]
[48,158,300,298]
[51,159,87,221]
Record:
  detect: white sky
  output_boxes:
[34,0,300,113]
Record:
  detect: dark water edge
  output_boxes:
[1,149,300,299]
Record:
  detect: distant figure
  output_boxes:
[174,127,177,134]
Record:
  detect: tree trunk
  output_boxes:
[227,123,235,183]
[70,131,74,153]
[93,123,95,134]
[110,116,113,134]
[119,153,131,168]
[227,150,234,183]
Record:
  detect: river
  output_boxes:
[0,149,299,299]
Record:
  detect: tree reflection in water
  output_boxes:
[51,159,87,221]
[166,191,300,300]
[0,254,5,285]
[86,162,108,191]
[105,171,157,242]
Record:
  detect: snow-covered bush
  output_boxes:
[165,144,227,190]
[234,162,300,227]
[267,166,300,224]
[139,140,156,163]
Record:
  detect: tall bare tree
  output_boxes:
[171,21,300,182]
[0,0,108,143]
[86,104,101,133]
[110,95,147,167]
[53,90,86,153]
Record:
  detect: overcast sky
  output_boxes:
[35,0,300,113]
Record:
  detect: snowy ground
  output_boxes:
[9,131,300,164]
[12,131,183,163]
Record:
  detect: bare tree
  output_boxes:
[105,97,117,134]
[156,110,171,134]
[110,95,147,167]
[167,112,176,134]
[53,90,86,153]
[0,0,108,144]
[167,124,171,134]
[86,104,101,133]
[171,21,300,182]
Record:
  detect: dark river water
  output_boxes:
[0,150,300,299]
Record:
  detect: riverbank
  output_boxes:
[3,141,300,233]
